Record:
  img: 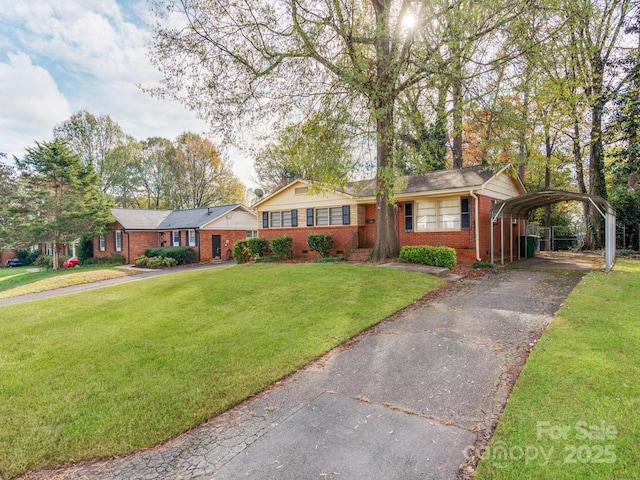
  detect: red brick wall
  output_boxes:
[260,226,359,259]
[258,194,524,262]
[199,230,249,261]
[95,225,250,263]
[394,194,521,262]
[1,249,17,264]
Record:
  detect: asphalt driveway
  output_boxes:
[17,268,583,480]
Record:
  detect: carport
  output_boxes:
[490,189,616,272]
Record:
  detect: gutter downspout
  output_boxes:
[124,229,130,264]
[469,190,481,261]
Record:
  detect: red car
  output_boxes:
[62,256,80,268]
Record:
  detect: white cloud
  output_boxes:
[0,0,257,184]
[0,51,71,157]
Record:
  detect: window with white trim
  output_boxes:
[416,201,437,231]
[98,235,106,251]
[115,230,123,251]
[171,231,181,246]
[187,230,198,246]
[246,230,258,238]
[438,198,460,230]
[314,206,347,226]
[414,198,463,232]
[264,210,298,228]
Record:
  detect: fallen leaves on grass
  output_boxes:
[0,270,135,299]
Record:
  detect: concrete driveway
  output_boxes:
[18,268,583,480]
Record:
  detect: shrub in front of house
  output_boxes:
[307,233,334,258]
[399,245,457,269]
[270,235,293,260]
[134,256,148,267]
[247,237,269,258]
[33,255,53,269]
[134,255,177,268]
[144,246,195,265]
[233,239,252,263]
[77,236,94,264]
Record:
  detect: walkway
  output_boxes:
[18,268,584,480]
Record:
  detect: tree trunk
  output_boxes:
[452,61,463,168]
[53,236,60,270]
[589,72,607,248]
[371,0,399,261]
[544,127,552,249]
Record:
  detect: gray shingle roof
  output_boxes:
[112,204,241,230]
[157,204,240,229]
[344,165,498,197]
[112,208,172,229]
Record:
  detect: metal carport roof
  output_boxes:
[489,189,615,219]
[489,189,616,272]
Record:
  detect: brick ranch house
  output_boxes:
[94,204,258,264]
[254,165,527,262]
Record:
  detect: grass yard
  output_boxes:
[475,259,640,479]
[0,262,442,478]
[0,264,134,298]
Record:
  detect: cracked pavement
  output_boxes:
[18,268,583,480]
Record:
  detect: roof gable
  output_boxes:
[157,204,240,229]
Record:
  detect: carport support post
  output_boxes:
[501,216,504,265]
[606,212,616,273]
[510,215,513,263]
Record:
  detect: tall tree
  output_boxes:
[53,110,127,195]
[148,0,527,260]
[138,137,176,209]
[0,160,19,249]
[564,0,633,246]
[253,107,358,192]
[170,133,245,208]
[11,140,113,270]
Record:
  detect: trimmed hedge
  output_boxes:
[399,245,457,268]
[307,233,334,258]
[144,246,195,265]
[270,235,293,259]
[134,255,178,268]
[247,237,269,257]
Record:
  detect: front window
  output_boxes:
[187,230,197,246]
[282,210,292,227]
[415,198,462,231]
[246,230,258,238]
[270,211,282,228]
[316,208,329,226]
[172,231,180,246]
[115,231,123,251]
[98,236,106,251]
[438,199,460,230]
[416,201,437,231]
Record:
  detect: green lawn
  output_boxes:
[475,259,640,479]
[0,263,442,478]
[0,264,128,295]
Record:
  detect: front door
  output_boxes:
[212,235,222,259]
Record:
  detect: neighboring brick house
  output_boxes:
[254,165,526,261]
[94,204,258,264]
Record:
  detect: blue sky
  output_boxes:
[0,0,255,185]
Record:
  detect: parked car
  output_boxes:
[5,258,22,267]
[62,256,80,268]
